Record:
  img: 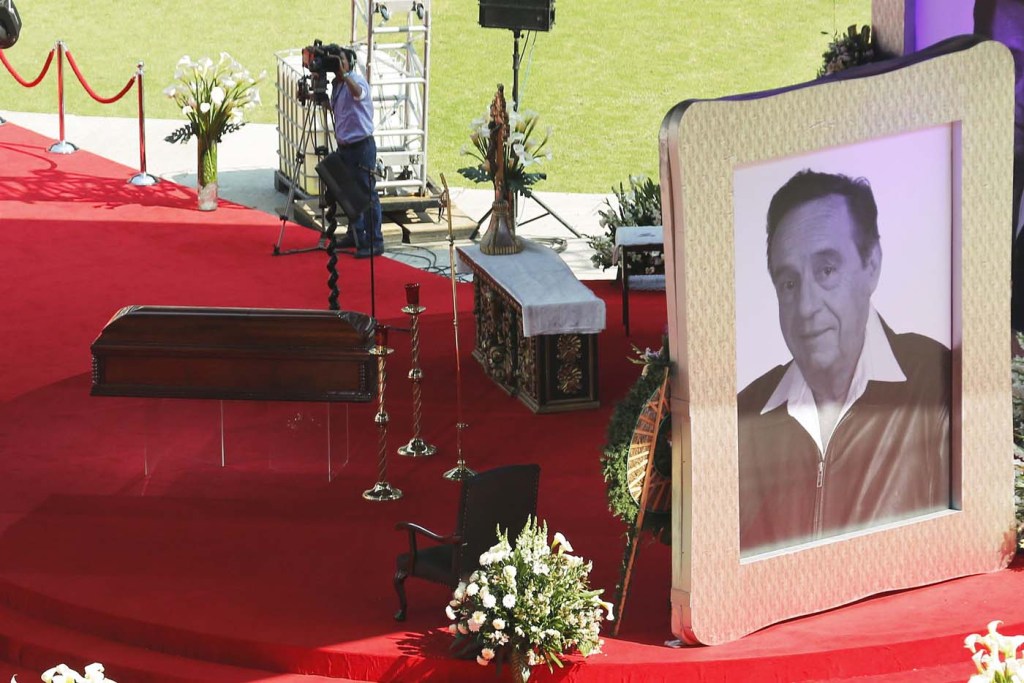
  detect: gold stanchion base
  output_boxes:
[398,438,437,457]
[442,462,476,482]
[363,482,404,501]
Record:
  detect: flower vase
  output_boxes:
[507,648,531,683]
[480,190,522,255]
[197,137,219,211]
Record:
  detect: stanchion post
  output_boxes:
[48,41,77,155]
[128,61,157,186]
[439,174,476,482]
[363,325,403,501]
[398,282,437,458]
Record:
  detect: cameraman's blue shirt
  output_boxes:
[331,72,374,145]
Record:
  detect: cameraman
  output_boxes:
[331,47,383,258]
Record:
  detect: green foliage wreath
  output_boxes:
[599,343,671,526]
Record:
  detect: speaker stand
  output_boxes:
[468,29,581,241]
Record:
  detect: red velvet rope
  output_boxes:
[0,48,56,88]
[64,49,135,104]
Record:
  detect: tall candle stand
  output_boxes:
[398,283,437,458]
[363,325,403,501]
[439,174,476,482]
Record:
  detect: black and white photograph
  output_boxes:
[733,126,956,556]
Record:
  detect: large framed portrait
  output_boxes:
[733,126,955,557]
[659,37,1016,645]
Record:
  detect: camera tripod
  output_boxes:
[273,77,344,310]
[274,79,338,257]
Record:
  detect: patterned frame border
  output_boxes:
[658,40,1016,645]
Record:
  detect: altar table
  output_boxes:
[457,240,606,413]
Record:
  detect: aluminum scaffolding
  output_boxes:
[351,0,432,199]
[274,0,433,211]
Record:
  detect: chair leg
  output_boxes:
[393,568,409,621]
[621,256,631,337]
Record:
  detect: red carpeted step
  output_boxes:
[1,119,1020,683]
[802,661,975,683]
[0,601,365,682]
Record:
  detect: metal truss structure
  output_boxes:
[351,0,432,199]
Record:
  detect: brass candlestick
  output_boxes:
[439,174,476,482]
[398,283,437,458]
[444,421,473,482]
[364,325,403,501]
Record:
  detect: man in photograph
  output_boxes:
[737,170,952,555]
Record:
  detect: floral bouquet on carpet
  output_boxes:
[163,53,264,210]
[12,662,115,683]
[964,620,1024,682]
[446,517,612,681]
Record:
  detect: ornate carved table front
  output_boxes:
[457,241,606,413]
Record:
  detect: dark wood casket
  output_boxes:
[90,306,377,403]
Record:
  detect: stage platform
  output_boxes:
[0,122,1020,682]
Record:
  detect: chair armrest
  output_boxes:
[395,522,463,574]
[395,521,460,545]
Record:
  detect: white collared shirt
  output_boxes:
[760,309,907,454]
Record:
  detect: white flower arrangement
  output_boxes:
[587,174,663,272]
[163,53,264,145]
[965,621,1024,682]
[457,103,552,197]
[11,662,115,683]
[447,517,613,677]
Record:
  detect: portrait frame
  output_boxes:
[659,38,1016,645]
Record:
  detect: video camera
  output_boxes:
[297,39,345,105]
[302,39,343,76]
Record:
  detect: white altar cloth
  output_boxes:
[612,225,663,264]
[457,240,607,338]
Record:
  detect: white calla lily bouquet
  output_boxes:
[458,106,552,196]
[11,661,115,683]
[965,620,1024,682]
[446,517,612,679]
[163,53,264,145]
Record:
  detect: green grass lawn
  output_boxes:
[0,0,869,192]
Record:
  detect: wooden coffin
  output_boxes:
[91,306,377,402]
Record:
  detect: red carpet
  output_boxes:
[0,122,1020,682]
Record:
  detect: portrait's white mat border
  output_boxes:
[658,39,1016,645]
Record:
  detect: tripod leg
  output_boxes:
[520,191,582,238]
[274,101,338,257]
[274,103,318,254]
[468,206,493,241]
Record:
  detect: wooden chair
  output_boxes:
[392,464,541,621]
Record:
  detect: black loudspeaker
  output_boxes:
[316,151,371,222]
[479,0,555,32]
[0,0,21,50]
